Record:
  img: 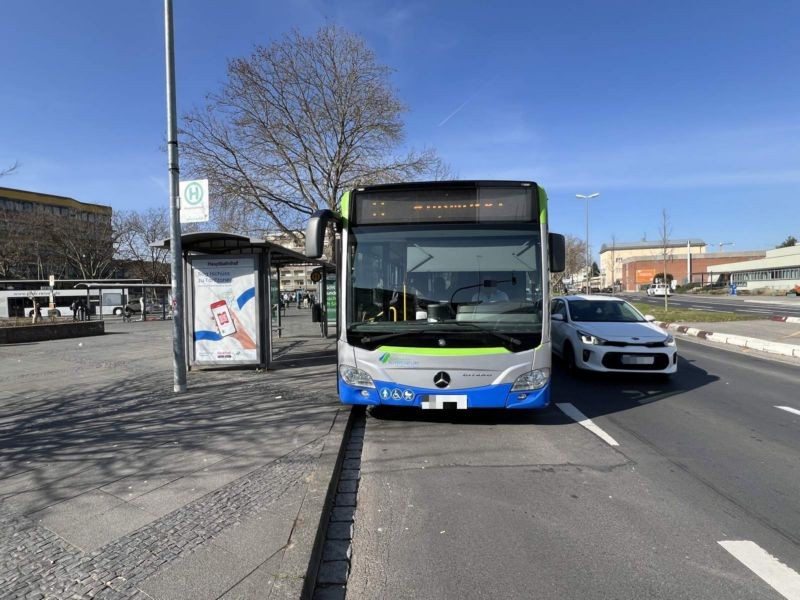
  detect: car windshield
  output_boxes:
[347,224,543,339]
[568,299,645,322]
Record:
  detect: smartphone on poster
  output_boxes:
[210,300,237,337]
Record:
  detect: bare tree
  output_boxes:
[658,209,672,311]
[114,208,171,283]
[182,24,449,237]
[549,234,588,292]
[608,234,617,291]
[47,216,115,279]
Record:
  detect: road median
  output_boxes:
[653,319,800,359]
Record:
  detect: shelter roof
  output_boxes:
[152,231,332,268]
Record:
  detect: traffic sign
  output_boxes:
[179,179,209,223]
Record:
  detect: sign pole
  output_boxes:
[164,0,187,392]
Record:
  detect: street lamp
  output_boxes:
[576,193,600,293]
[717,242,734,252]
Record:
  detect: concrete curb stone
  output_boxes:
[655,320,800,358]
[273,406,352,600]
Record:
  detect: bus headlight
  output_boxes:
[339,365,375,388]
[511,368,550,391]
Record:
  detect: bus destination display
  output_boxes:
[354,188,535,225]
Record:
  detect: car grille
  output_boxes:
[601,352,670,370]
[602,341,666,348]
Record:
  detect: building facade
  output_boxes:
[0,186,113,279]
[618,250,765,291]
[599,239,707,289]
[708,246,800,293]
[263,231,326,293]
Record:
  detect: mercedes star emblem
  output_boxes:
[433,371,450,388]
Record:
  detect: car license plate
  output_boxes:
[421,395,468,409]
[621,355,655,365]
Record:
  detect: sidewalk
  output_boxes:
[654,317,800,362]
[0,312,343,599]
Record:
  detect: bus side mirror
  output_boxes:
[549,233,566,273]
[305,209,341,258]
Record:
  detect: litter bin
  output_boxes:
[730,283,737,296]
[311,302,323,323]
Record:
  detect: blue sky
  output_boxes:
[2,1,798,257]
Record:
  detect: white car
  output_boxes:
[551,295,677,375]
[646,283,672,297]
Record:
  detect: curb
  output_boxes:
[285,405,354,600]
[770,315,800,324]
[655,320,800,359]
[267,405,353,600]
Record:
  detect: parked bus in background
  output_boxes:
[0,279,143,318]
[305,180,565,410]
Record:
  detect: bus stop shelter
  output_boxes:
[155,232,333,371]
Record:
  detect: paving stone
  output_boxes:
[313,584,346,600]
[321,539,351,562]
[316,560,349,585]
[337,479,358,493]
[329,506,355,523]
[334,492,356,506]
[325,522,353,541]
[338,468,360,481]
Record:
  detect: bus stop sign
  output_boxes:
[179,179,210,223]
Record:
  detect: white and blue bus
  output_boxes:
[0,279,141,318]
[305,180,565,410]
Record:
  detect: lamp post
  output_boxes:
[576,193,600,293]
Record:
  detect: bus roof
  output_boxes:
[353,180,539,193]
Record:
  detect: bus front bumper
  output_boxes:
[338,379,550,409]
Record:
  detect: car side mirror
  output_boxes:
[552,313,565,321]
[644,314,655,322]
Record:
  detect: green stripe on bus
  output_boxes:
[377,346,511,356]
[340,190,351,222]
[538,186,548,224]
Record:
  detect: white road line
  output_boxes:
[776,406,800,417]
[555,403,619,446]
[718,540,800,600]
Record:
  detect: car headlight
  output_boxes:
[664,334,676,347]
[339,364,375,388]
[579,331,606,345]
[511,368,550,391]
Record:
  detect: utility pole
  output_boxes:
[576,193,600,293]
[164,0,187,393]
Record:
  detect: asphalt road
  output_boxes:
[621,291,800,318]
[347,340,800,599]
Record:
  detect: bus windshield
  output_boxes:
[347,224,543,348]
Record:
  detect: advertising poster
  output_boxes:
[635,269,656,284]
[192,256,259,364]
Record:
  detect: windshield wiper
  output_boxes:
[358,329,426,344]
[445,322,522,347]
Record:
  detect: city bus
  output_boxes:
[305,180,565,410]
[0,279,142,318]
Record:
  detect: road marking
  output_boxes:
[718,540,800,600]
[555,403,619,446]
[776,406,800,417]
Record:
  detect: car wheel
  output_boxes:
[113,307,123,316]
[563,342,579,373]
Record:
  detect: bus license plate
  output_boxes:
[621,355,654,365]
[421,395,468,410]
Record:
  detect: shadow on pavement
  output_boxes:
[367,354,717,426]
